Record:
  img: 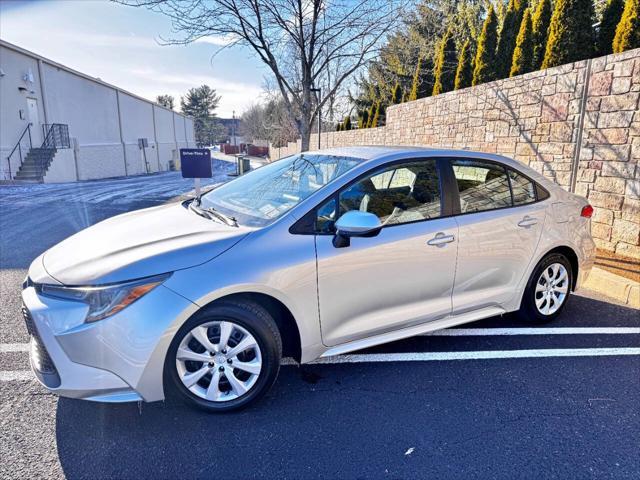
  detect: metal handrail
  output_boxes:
[41,124,70,149]
[6,123,33,180]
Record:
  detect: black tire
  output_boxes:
[517,253,573,324]
[165,299,282,412]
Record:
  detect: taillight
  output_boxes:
[581,205,593,218]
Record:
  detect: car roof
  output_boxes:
[306,145,554,190]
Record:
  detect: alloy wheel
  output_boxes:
[534,263,569,315]
[175,320,262,402]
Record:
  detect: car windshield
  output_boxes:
[199,153,363,227]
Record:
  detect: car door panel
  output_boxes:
[316,217,458,346]
[452,203,546,313]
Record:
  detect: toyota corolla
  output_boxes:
[22,146,595,411]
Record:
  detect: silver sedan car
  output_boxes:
[22,146,595,411]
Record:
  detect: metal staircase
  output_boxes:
[7,123,70,182]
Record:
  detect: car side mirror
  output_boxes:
[333,211,382,248]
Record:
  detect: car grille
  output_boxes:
[21,305,57,375]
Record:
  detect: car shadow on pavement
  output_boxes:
[54,294,640,479]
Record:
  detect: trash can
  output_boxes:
[238,156,251,175]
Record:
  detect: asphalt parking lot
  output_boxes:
[1,163,639,479]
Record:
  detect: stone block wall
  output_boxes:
[272,48,640,258]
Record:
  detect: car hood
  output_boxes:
[40,202,252,285]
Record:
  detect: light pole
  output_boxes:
[310,87,321,150]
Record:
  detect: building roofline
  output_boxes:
[0,38,192,120]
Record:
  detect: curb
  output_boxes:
[583,267,640,308]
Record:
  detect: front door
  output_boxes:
[446,158,546,312]
[26,98,41,144]
[315,158,458,347]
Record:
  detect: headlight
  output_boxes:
[38,273,170,323]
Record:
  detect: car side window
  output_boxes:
[509,169,537,205]
[451,159,512,214]
[328,159,442,227]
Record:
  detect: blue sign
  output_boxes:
[180,149,212,178]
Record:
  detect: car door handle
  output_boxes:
[427,232,455,246]
[517,216,538,228]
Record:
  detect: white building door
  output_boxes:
[26,98,41,144]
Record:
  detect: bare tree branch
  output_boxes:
[115,0,405,150]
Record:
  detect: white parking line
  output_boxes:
[0,371,32,382]
[1,327,637,356]
[2,348,639,382]
[0,343,29,353]
[300,348,640,364]
[422,327,640,336]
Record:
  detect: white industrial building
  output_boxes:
[0,39,195,182]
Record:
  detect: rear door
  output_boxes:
[446,158,546,313]
[314,158,458,347]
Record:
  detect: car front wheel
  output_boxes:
[166,300,282,412]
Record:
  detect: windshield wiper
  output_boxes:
[189,199,238,227]
[202,206,238,227]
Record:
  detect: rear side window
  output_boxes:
[451,159,512,213]
[509,169,536,205]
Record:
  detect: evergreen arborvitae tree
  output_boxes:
[598,0,625,56]
[542,0,596,68]
[455,39,474,90]
[531,0,553,69]
[370,102,381,128]
[473,6,500,85]
[613,0,640,53]
[496,0,528,78]
[408,58,422,101]
[391,82,403,104]
[366,103,376,128]
[510,8,535,76]
[358,109,369,129]
[343,116,352,130]
[432,30,458,95]
[336,122,342,131]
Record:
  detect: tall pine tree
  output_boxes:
[408,58,422,101]
[473,6,500,85]
[455,39,474,90]
[432,29,458,95]
[531,0,552,69]
[496,0,528,78]
[370,102,381,128]
[510,8,535,76]
[613,0,640,53]
[391,83,403,104]
[598,0,625,56]
[542,0,596,68]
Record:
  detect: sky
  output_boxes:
[0,0,268,117]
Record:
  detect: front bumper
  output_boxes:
[21,283,197,403]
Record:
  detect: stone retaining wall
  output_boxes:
[273,49,640,258]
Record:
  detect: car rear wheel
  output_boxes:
[166,300,282,412]
[518,253,573,323]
